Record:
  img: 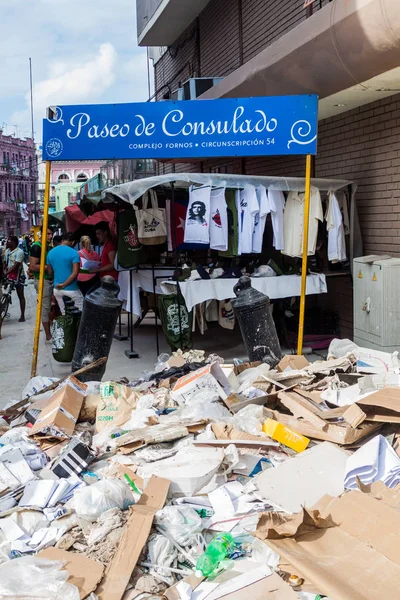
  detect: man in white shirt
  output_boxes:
[3,235,26,322]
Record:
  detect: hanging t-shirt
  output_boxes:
[252,185,271,253]
[326,191,347,262]
[283,188,323,257]
[210,188,228,251]
[268,189,286,251]
[219,189,238,258]
[236,184,259,255]
[184,185,211,244]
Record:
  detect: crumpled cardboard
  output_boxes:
[277,355,310,373]
[256,506,334,540]
[39,547,104,599]
[28,377,86,441]
[96,381,139,432]
[259,489,400,600]
[275,390,381,444]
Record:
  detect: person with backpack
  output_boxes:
[77,235,100,296]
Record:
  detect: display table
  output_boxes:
[118,268,175,317]
[160,273,327,312]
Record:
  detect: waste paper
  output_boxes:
[1,341,400,598]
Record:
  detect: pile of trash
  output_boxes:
[1,340,400,599]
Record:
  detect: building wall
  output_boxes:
[153,0,327,97]
[151,0,400,339]
[0,131,37,236]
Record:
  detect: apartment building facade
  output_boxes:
[137,0,400,337]
[0,130,37,236]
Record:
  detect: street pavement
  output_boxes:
[0,281,248,407]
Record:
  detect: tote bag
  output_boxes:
[136,189,167,245]
[118,209,147,268]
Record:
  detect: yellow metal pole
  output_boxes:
[31,160,51,377]
[297,154,312,356]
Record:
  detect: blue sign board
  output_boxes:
[42,95,318,161]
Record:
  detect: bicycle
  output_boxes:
[0,278,17,321]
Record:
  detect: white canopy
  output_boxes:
[102,172,355,206]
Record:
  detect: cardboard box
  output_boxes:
[258,490,400,600]
[28,377,86,440]
[277,355,310,373]
[97,475,170,600]
[220,365,240,390]
[171,362,232,404]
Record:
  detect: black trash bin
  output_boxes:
[71,276,122,381]
[231,276,281,366]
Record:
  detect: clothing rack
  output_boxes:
[109,175,357,358]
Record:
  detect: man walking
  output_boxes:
[3,235,26,322]
[46,232,83,313]
[29,228,54,341]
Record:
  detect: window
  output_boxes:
[13,183,16,198]
[76,173,88,182]
[58,173,70,182]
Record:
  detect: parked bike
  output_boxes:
[0,278,17,321]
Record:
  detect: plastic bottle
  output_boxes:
[195,533,234,577]
[262,418,310,452]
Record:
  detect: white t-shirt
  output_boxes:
[252,185,271,253]
[236,184,259,254]
[283,188,323,257]
[210,188,228,251]
[268,189,286,251]
[326,191,346,262]
[184,185,211,244]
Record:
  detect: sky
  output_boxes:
[0,0,149,144]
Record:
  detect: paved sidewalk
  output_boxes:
[0,281,248,407]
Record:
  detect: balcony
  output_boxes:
[137,0,212,46]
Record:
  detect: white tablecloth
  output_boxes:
[118,268,175,316]
[160,274,327,312]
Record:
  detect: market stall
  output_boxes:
[33,93,329,373]
[97,172,357,354]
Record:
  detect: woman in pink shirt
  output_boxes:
[77,236,100,296]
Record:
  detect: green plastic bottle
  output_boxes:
[195,533,234,577]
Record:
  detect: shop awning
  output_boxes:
[200,0,400,121]
[103,173,354,206]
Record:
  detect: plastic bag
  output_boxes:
[73,478,134,521]
[328,338,358,360]
[178,398,231,423]
[231,404,266,436]
[22,376,59,400]
[0,556,80,599]
[0,426,30,446]
[147,533,177,585]
[154,505,203,546]
[122,408,158,430]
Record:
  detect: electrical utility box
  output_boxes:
[354,255,400,352]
